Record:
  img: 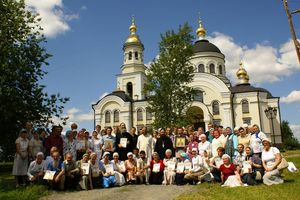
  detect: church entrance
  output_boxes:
[186,106,205,131]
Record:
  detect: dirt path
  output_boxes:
[41,185,196,200]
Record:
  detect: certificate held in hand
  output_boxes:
[176,163,185,173]
[153,163,160,172]
[43,170,56,180]
[167,161,176,171]
[120,138,127,148]
[105,164,114,174]
[81,163,90,175]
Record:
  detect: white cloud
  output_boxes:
[100,92,109,99]
[290,124,300,141]
[281,90,300,103]
[25,0,79,38]
[208,33,299,84]
[50,107,93,130]
[67,107,80,114]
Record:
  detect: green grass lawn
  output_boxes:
[0,163,48,200]
[177,150,300,200]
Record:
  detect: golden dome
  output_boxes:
[124,16,143,46]
[236,62,249,84]
[129,16,137,33]
[125,34,141,43]
[196,20,206,39]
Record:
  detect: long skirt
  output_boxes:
[101,175,116,188]
[114,172,125,186]
[223,175,242,187]
[263,169,284,185]
[149,172,163,184]
[12,153,28,176]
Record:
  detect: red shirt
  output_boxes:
[45,134,63,154]
[150,159,164,172]
[220,163,236,181]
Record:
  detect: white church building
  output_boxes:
[92,17,282,145]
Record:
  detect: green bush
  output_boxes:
[284,137,300,150]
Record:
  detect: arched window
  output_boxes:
[105,111,111,123]
[128,52,132,60]
[212,101,220,115]
[209,64,215,74]
[113,110,119,122]
[137,108,143,121]
[218,65,223,75]
[126,82,133,98]
[198,64,205,73]
[146,109,152,120]
[242,100,249,113]
[193,90,204,102]
[135,52,138,60]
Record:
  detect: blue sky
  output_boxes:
[25,0,300,139]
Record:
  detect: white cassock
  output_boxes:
[137,134,153,163]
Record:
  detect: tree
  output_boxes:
[144,23,195,128]
[0,0,69,160]
[281,120,300,149]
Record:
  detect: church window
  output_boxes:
[212,101,220,115]
[218,65,223,75]
[146,109,152,120]
[243,118,251,125]
[135,52,138,60]
[127,82,133,98]
[242,100,249,113]
[193,90,204,102]
[209,64,215,74]
[198,64,205,73]
[213,119,221,126]
[137,108,143,121]
[114,110,120,122]
[129,52,132,60]
[105,111,111,123]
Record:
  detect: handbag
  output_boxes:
[272,147,288,171]
[277,157,288,171]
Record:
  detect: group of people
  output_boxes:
[12,121,286,190]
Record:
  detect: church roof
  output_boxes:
[193,39,222,54]
[230,84,273,98]
[105,90,133,102]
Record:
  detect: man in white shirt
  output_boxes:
[250,124,266,157]
[137,127,153,163]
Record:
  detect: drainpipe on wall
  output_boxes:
[257,91,263,130]
[230,93,236,128]
[92,106,95,130]
[130,100,133,128]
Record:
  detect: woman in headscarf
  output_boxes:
[77,153,93,190]
[63,130,77,161]
[175,152,190,185]
[125,152,137,184]
[29,130,43,161]
[224,127,238,160]
[112,152,126,186]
